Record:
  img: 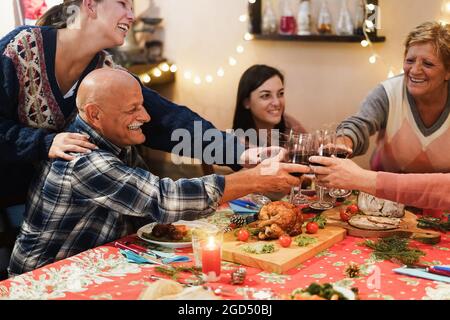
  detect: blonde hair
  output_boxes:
[404,22,450,70]
[36,0,102,28]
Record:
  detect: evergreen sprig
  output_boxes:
[417,217,450,232]
[154,265,202,280]
[363,236,425,265]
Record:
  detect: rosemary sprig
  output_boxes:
[154,265,202,280]
[363,236,425,265]
[417,217,450,232]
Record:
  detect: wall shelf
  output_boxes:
[253,34,386,43]
[127,61,176,88]
[249,0,385,44]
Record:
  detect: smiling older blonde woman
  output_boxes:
[338,21,450,174]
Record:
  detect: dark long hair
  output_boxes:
[36,0,102,28]
[232,65,286,134]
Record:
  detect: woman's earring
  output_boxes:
[245,105,250,109]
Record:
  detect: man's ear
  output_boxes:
[82,0,98,18]
[84,103,102,129]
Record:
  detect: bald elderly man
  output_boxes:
[8,68,305,276]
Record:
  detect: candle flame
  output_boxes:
[206,236,216,249]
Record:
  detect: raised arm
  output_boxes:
[71,151,225,223]
[71,150,307,222]
[140,86,244,171]
[338,85,389,156]
[310,156,450,210]
[376,172,450,210]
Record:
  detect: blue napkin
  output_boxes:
[120,249,149,264]
[147,250,191,264]
[229,203,259,214]
[393,267,450,283]
[120,249,190,264]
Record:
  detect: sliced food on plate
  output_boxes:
[137,220,218,248]
[348,215,401,230]
[142,223,191,242]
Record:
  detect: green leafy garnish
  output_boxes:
[294,235,318,247]
[292,283,358,300]
[242,243,276,254]
[309,215,327,229]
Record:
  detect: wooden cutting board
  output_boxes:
[222,226,346,274]
[322,207,441,244]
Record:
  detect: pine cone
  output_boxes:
[230,215,247,227]
[345,263,361,278]
[222,226,233,233]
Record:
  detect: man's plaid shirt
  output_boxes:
[9,116,224,275]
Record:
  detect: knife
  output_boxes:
[403,263,450,277]
[432,266,450,273]
[114,241,166,266]
[230,200,259,210]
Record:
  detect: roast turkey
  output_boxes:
[254,201,303,240]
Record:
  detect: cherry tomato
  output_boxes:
[237,229,250,242]
[306,222,319,234]
[340,210,352,222]
[279,234,292,248]
[347,204,359,214]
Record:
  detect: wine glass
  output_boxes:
[329,127,354,199]
[283,131,314,205]
[309,129,336,210]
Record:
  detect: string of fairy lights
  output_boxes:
[358,0,397,78]
[140,0,450,86]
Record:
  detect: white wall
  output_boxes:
[0,1,17,35]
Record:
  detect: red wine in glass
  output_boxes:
[310,147,333,167]
[335,146,352,159]
[288,151,313,177]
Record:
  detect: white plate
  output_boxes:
[137,220,218,249]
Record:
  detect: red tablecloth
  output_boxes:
[0,206,449,300]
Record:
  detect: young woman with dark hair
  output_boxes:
[232,64,306,147]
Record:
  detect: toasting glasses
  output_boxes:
[309,129,336,210]
[284,131,315,205]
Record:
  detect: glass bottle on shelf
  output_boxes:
[279,0,297,35]
[354,0,366,35]
[262,0,278,35]
[317,0,332,35]
[297,0,312,36]
[336,0,353,36]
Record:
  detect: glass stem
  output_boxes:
[319,186,325,204]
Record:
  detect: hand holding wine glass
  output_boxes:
[284,132,314,205]
[330,127,354,198]
[309,129,336,210]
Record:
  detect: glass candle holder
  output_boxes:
[191,227,222,282]
[201,232,223,282]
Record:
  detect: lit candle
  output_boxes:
[201,236,221,281]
